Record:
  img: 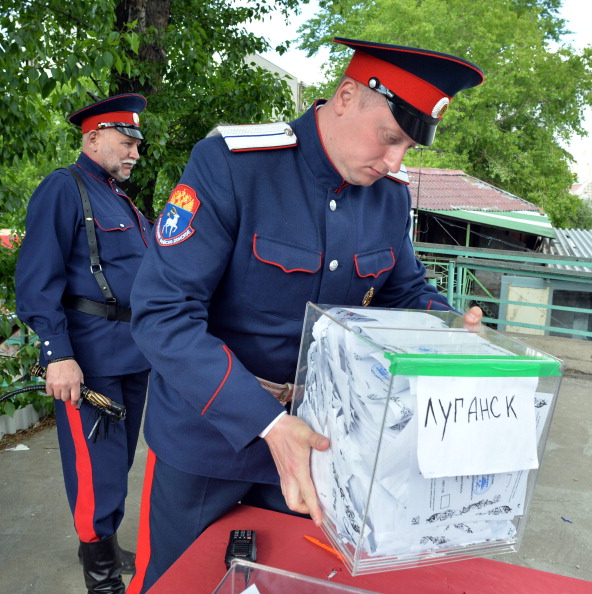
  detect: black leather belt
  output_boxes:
[62,296,132,322]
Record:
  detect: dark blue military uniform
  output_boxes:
[128,33,484,590]
[16,151,151,542]
[128,102,454,591]
[132,102,451,480]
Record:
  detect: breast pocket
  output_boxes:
[347,248,395,305]
[242,234,322,319]
[354,248,395,278]
[93,215,135,259]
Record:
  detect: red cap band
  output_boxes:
[345,51,451,118]
[81,111,140,134]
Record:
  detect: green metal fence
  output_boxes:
[415,242,592,340]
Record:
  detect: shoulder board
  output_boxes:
[217,123,297,152]
[385,164,409,185]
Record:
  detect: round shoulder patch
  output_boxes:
[156,184,201,247]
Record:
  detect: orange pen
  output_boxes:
[303,534,345,562]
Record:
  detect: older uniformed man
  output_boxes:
[16,94,152,594]
[128,38,484,592]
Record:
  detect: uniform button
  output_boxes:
[329,200,337,211]
[44,341,50,346]
[46,350,52,356]
[329,260,339,271]
[120,223,125,228]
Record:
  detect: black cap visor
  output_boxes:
[98,122,144,140]
[387,100,438,146]
[369,80,440,146]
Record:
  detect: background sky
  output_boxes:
[558,0,592,180]
[248,0,592,181]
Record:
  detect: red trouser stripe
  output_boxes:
[127,448,157,594]
[66,404,97,542]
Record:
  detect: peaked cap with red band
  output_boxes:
[334,37,483,146]
[68,93,147,140]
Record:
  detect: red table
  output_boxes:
[148,504,590,593]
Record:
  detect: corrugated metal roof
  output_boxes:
[407,168,541,212]
[546,228,592,271]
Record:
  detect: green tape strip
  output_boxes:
[383,353,561,377]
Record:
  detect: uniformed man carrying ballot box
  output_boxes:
[127,37,484,593]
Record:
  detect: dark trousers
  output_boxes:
[54,370,149,542]
[128,451,308,594]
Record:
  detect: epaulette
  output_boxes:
[385,164,409,185]
[217,123,298,152]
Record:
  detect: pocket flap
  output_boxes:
[253,234,322,274]
[94,215,134,232]
[354,249,395,278]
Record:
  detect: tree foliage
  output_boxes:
[2,0,592,400]
[0,0,306,393]
[0,0,306,220]
[298,0,592,229]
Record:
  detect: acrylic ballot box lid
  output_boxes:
[292,304,563,576]
[213,560,377,593]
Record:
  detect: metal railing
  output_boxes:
[415,242,592,340]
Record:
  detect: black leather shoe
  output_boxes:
[78,539,136,574]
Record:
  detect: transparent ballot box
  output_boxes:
[213,560,376,593]
[292,304,563,576]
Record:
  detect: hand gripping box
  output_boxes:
[292,304,563,576]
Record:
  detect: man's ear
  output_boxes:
[86,129,100,151]
[333,79,358,116]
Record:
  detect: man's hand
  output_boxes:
[264,414,330,526]
[462,305,483,331]
[45,359,84,404]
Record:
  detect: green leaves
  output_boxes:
[298,0,592,229]
[127,32,141,55]
[0,400,16,418]
[0,0,305,394]
[0,0,300,219]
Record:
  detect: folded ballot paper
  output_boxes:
[293,305,562,574]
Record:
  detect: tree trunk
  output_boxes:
[113,0,172,217]
[114,0,171,96]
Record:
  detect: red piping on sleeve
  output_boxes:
[426,299,454,312]
[202,345,233,414]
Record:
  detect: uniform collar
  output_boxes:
[290,100,347,190]
[76,151,114,183]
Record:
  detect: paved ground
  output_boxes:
[0,332,591,593]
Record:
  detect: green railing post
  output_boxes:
[414,243,592,339]
[455,264,464,311]
[447,260,455,305]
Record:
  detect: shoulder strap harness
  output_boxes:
[59,166,131,322]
